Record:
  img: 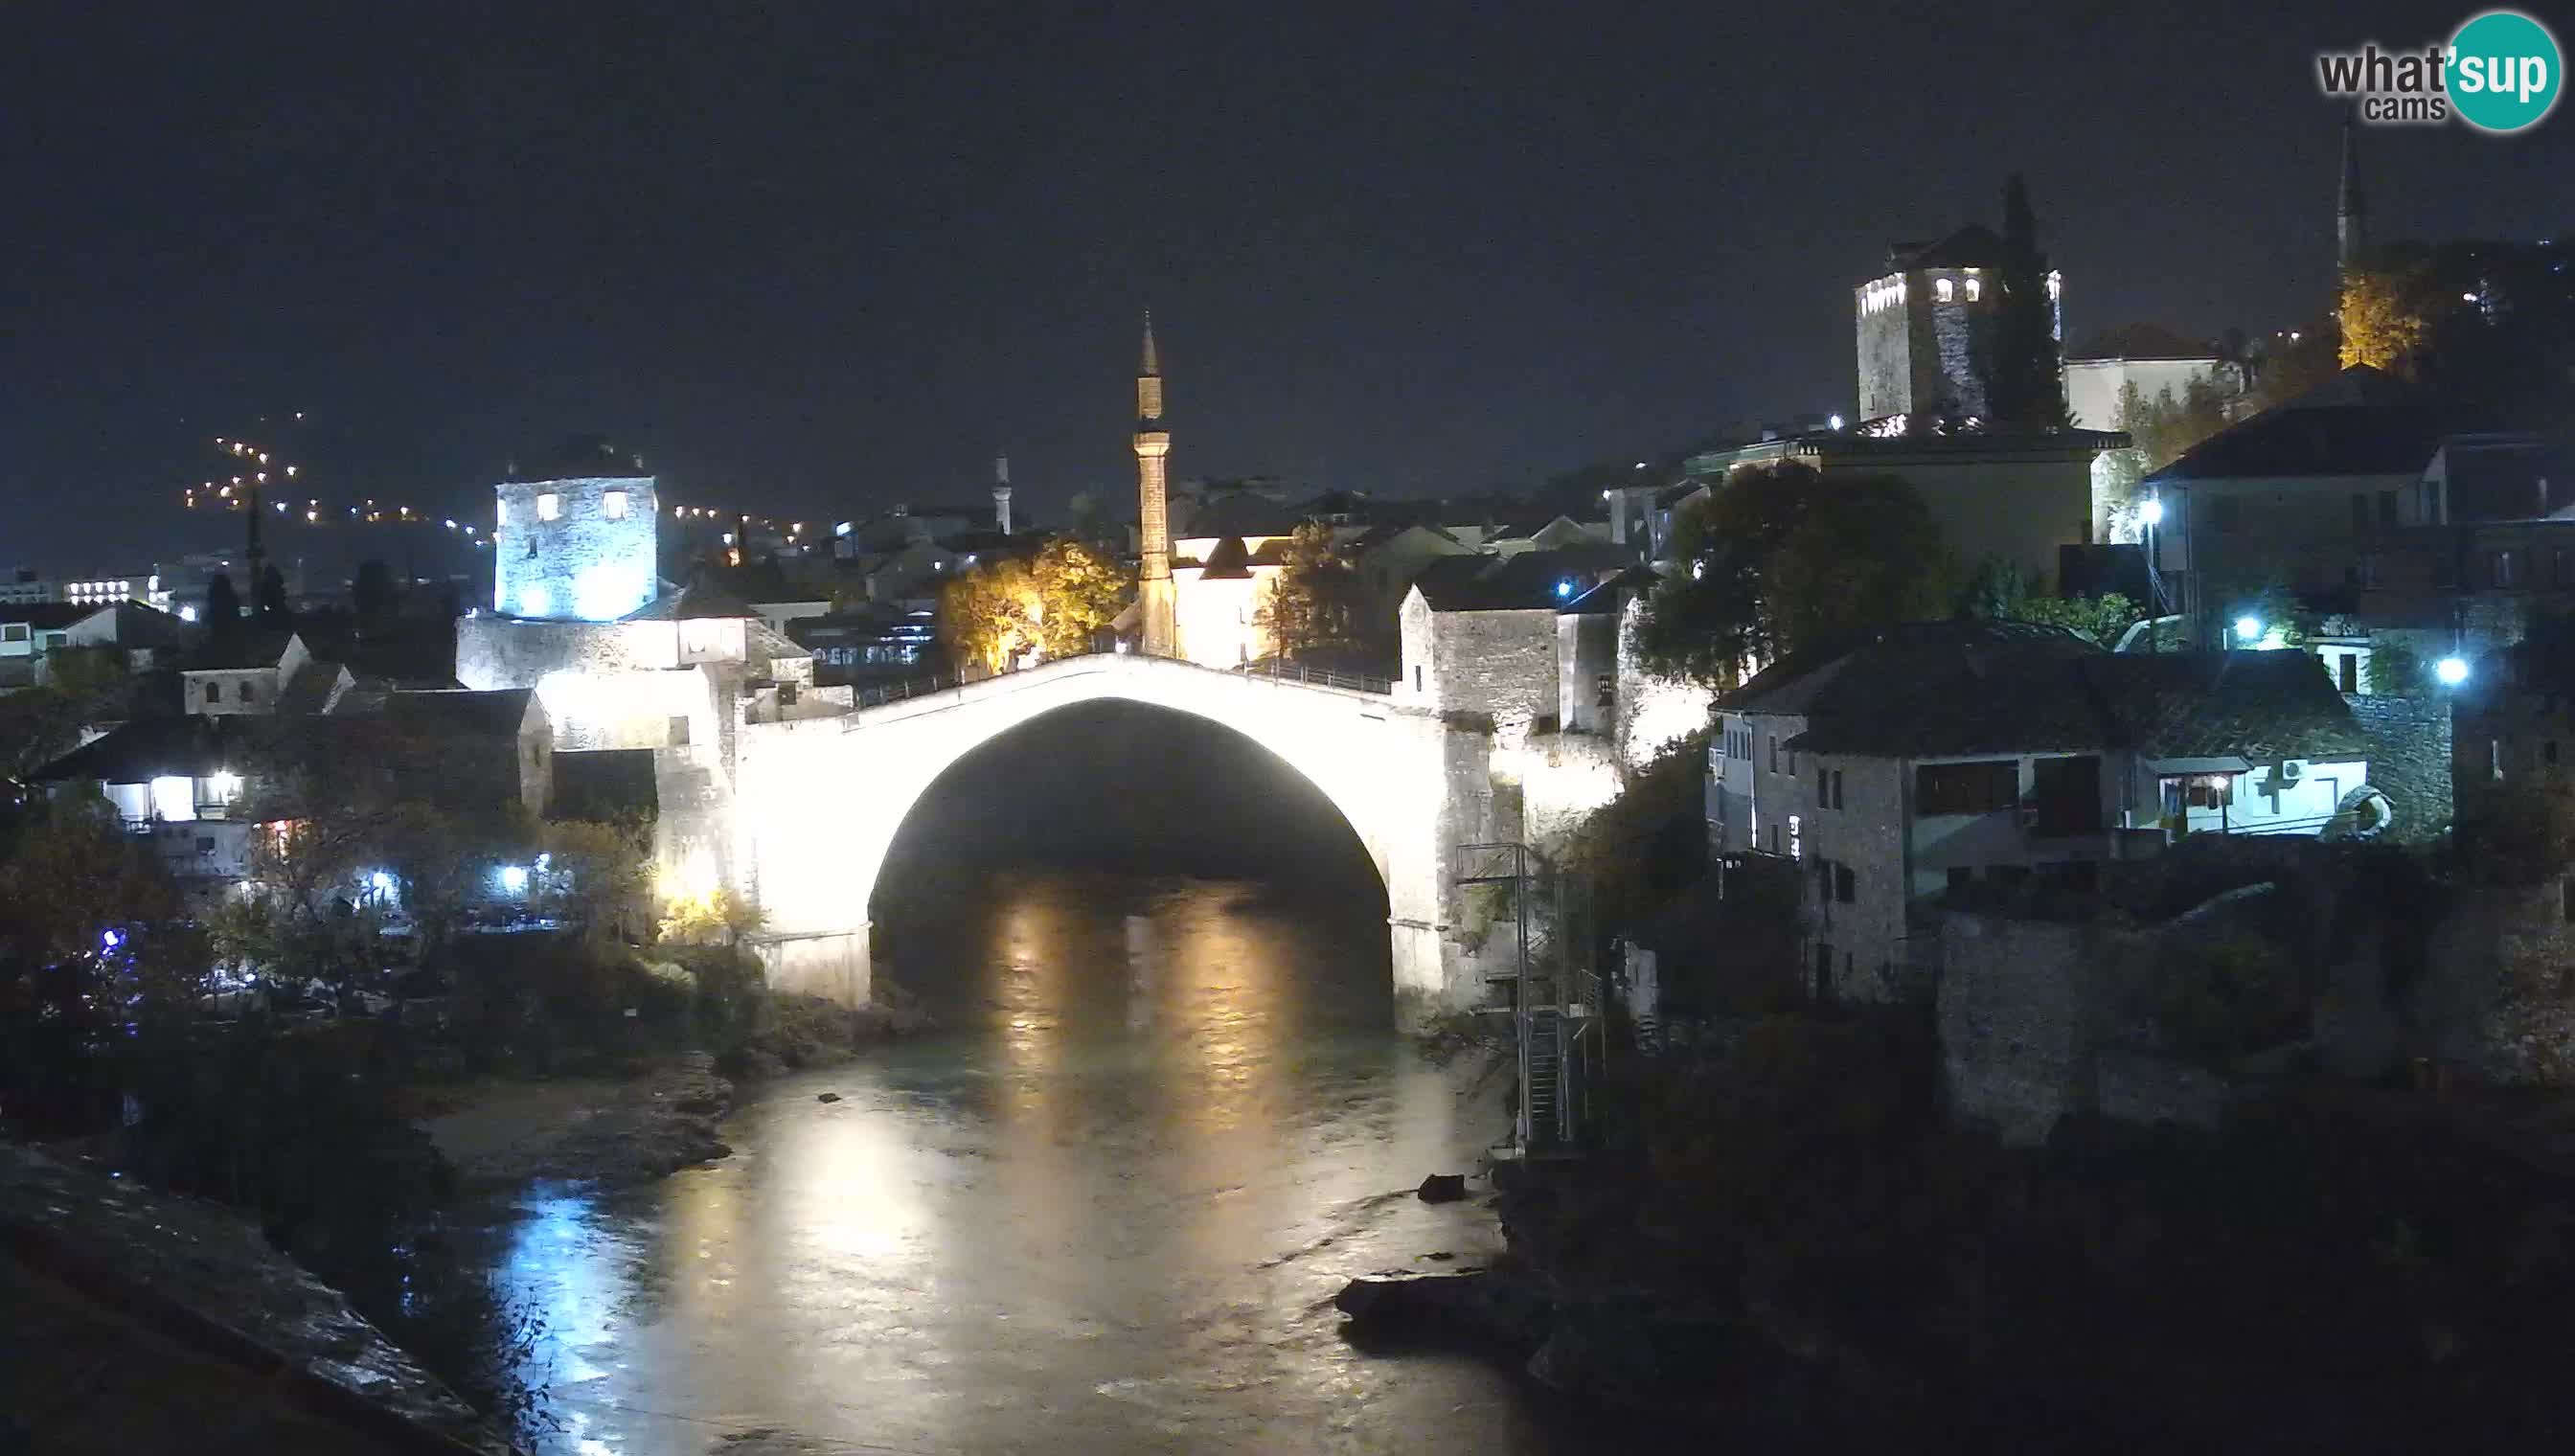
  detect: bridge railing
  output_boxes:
[1230,660,1394,694]
[845,648,1394,706]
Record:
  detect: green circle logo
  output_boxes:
[2449,10,2562,133]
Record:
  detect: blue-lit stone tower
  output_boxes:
[491,438,660,622]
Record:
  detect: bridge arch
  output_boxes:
[733,654,1478,1024]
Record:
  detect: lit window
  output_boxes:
[536,492,561,522]
[604,489,628,520]
[1936,278,1954,303]
[1965,277,1982,302]
[496,499,508,526]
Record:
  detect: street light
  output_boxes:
[2140,496,2164,527]
[2235,615,2263,644]
[2436,655,2471,686]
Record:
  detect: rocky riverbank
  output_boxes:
[0,1141,522,1454]
[1349,1017,2575,1451]
[420,1052,737,1189]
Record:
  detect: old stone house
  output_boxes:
[1712,624,2375,1002]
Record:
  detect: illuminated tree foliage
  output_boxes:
[1254,521,1361,662]
[1027,535,1128,659]
[2338,268,2427,372]
[2116,375,2234,471]
[1636,462,1949,686]
[938,535,1132,673]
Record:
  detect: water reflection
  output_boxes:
[483,871,1679,1454]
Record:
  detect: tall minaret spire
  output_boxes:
[1133,309,1177,657]
[992,452,1013,536]
[2336,119,2368,272]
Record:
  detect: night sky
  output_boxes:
[6,0,2572,569]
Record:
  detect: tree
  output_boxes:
[204,571,240,627]
[937,556,1039,675]
[541,817,652,945]
[1986,173,2070,429]
[1253,521,1360,662]
[1636,462,1950,686]
[2338,267,2427,372]
[256,564,291,627]
[938,535,1134,672]
[657,887,765,946]
[2364,637,2424,695]
[0,798,201,1130]
[1027,535,1128,659]
[353,559,397,621]
[2120,375,2235,470]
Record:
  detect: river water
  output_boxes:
[480,869,1686,1455]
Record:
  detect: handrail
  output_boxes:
[1230,660,1394,694]
[846,648,1395,707]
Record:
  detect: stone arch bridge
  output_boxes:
[731,653,1508,1024]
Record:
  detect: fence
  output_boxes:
[845,649,1394,708]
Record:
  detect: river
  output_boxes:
[476,868,1693,1454]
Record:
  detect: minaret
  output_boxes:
[1133,310,1177,657]
[992,452,1013,536]
[2336,119,2368,272]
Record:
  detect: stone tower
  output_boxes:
[992,452,1013,536]
[2336,120,2369,272]
[491,436,658,622]
[1132,311,1177,656]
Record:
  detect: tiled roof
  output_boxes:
[1180,490,1300,539]
[1195,536,1254,580]
[2065,322,2219,362]
[509,434,648,481]
[2085,651,2372,762]
[1745,626,2369,764]
[550,748,658,822]
[376,688,536,738]
[2142,368,2462,484]
[0,603,91,630]
[624,584,756,621]
[180,628,298,671]
[32,715,258,784]
[1412,548,1627,612]
[1887,224,2010,270]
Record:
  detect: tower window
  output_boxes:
[1935,278,1954,303]
[604,489,628,520]
[1965,277,1982,302]
[536,492,561,522]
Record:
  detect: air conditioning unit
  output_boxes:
[2277,761,2304,785]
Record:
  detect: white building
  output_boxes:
[2062,324,2235,432]
[1711,623,2374,1002]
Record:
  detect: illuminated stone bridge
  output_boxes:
[732,652,1507,1024]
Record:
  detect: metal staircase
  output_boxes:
[1456,842,1603,1159]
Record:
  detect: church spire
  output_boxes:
[2336,119,2368,272]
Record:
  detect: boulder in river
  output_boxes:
[1333,1268,1551,1352]
[1415,1172,1468,1203]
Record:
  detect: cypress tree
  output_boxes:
[1989,173,2069,429]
